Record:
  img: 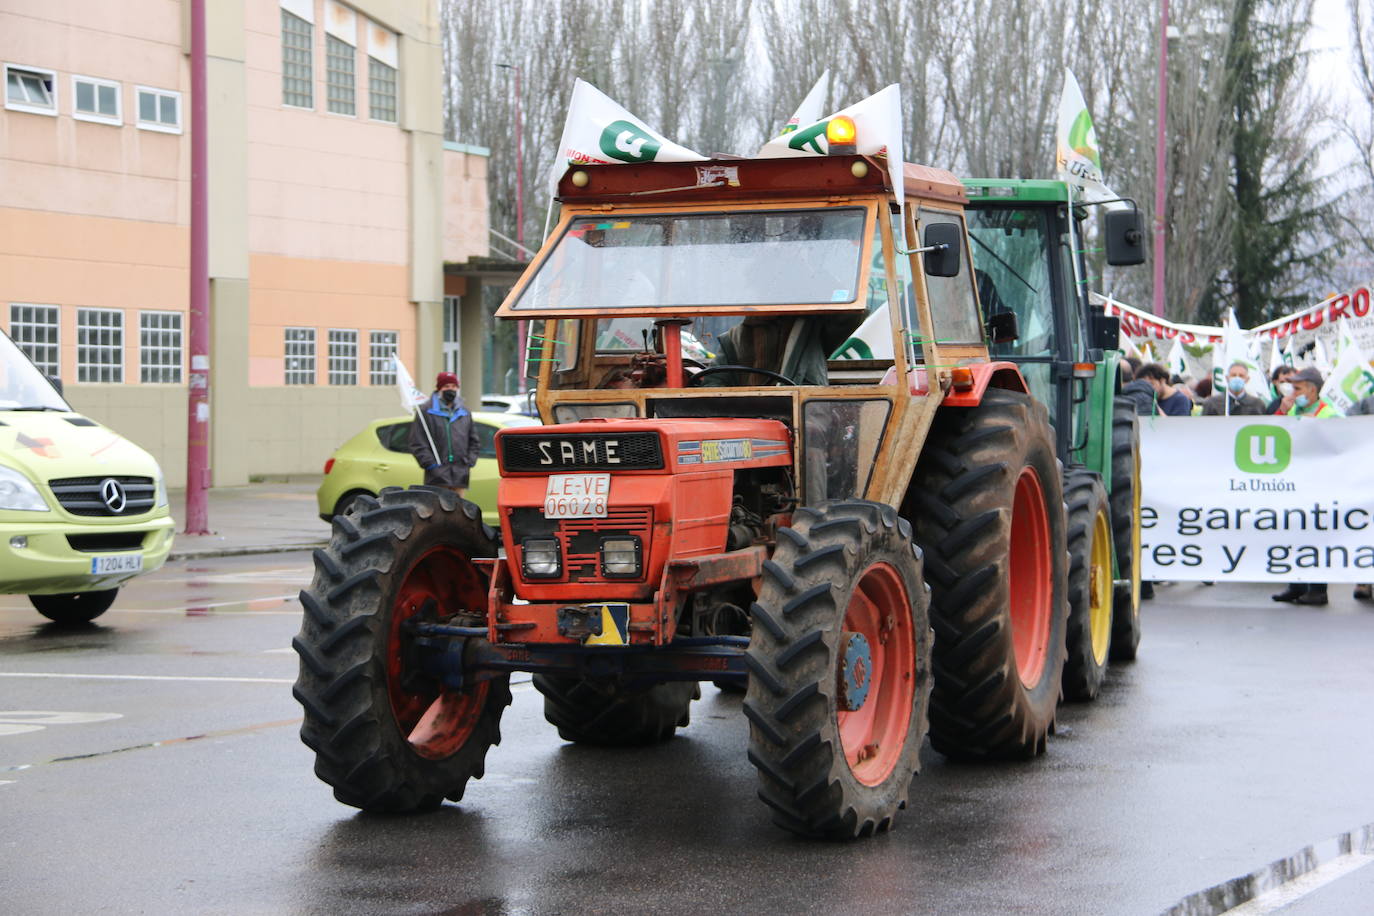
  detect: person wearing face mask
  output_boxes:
[1285,366,1342,418]
[408,371,480,495]
[1201,362,1266,416]
[1265,365,1298,415]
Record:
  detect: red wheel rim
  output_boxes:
[387,545,489,760]
[837,562,916,787]
[1009,466,1053,688]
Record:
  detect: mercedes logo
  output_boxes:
[100,478,127,514]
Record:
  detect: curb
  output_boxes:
[168,542,327,561]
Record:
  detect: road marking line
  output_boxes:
[0,672,293,685]
[1167,822,1374,915]
[263,647,295,654]
[1224,853,1374,914]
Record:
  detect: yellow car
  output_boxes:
[1,330,175,625]
[316,412,539,525]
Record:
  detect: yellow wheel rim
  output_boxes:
[1090,507,1114,664]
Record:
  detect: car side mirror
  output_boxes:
[922,222,963,278]
[986,310,1019,344]
[1088,308,1120,350]
[1104,208,1145,266]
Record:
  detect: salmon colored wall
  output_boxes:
[247,253,414,386]
[443,149,489,262]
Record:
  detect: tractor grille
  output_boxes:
[500,432,662,472]
[48,476,156,517]
[510,506,653,582]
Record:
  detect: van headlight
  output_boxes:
[0,466,50,512]
[155,470,168,507]
[521,538,562,578]
[600,536,642,578]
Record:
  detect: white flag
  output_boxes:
[1166,335,1187,379]
[1321,318,1374,412]
[1055,69,1116,202]
[1312,337,1333,373]
[550,79,705,192]
[831,304,894,360]
[392,354,429,415]
[757,84,905,209]
[774,71,831,139]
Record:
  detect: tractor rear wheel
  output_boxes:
[293,486,510,813]
[744,500,932,839]
[1109,397,1143,661]
[908,388,1069,760]
[1061,470,1114,701]
[532,676,698,745]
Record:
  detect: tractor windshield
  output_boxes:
[966,206,1057,360]
[505,208,870,314]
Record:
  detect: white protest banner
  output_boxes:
[1248,283,1374,355]
[1140,416,1374,582]
[1096,294,1224,379]
[775,71,831,138]
[1320,319,1374,412]
[757,84,905,209]
[549,79,705,191]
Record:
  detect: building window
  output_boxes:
[72,75,121,124]
[285,328,316,384]
[136,86,181,133]
[5,64,57,115]
[9,304,60,376]
[139,311,183,383]
[77,308,123,383]
[369,331,398,385]
[328,329,358,385]
[368,57,396,122]
[281,10,313,108]
[326,36,355,115]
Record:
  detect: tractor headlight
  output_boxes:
[521,538,561,578]
[0,466,50,512]
[600,536,642,578]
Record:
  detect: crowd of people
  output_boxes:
[1120,356,1373,607]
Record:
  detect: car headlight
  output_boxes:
[154,468,169,507]
[521,537,562,578]
[600,536,642,578]
[0,466,50,512]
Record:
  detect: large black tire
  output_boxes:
[1109,396,1143,661]
[532,675,698,745]
[1061,470,1114,701]
[29,588,118,625]
[908,388,1070,760]
[744,500,932,839]
[293,486,510,813]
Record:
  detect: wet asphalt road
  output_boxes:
[2,557,1373,915]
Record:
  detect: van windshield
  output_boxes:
[0,332,69,411]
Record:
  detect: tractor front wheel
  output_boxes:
[293,486,510,813]
[1061,470,1114,701]
[744,500,932,839]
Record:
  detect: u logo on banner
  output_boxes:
[1234,425,1292,474]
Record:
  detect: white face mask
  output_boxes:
[1278,382,1295,398]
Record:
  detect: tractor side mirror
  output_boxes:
[986,310,1019,344]
[1104,208,1145,266]
[922,222,963,277]
[1088,308,1120,350]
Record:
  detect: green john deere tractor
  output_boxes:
[963,178,1146,700]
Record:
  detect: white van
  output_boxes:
[0,329,174,624]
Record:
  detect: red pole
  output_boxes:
[1152,0,1170,318]
[511,65,528,393]
[184,0,210,534]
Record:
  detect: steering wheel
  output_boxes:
[687,364,798,387]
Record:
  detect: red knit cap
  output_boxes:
[435,372,459,388]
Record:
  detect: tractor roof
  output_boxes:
[962,178,1071,203]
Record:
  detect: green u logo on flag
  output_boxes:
[599,120,662,163]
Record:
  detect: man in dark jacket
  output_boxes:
[1201,361,1267,415]
[1121,363,1192,416]
[409,371,480,493]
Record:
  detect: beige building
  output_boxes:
[0,0,489,485]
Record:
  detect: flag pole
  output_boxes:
[394,353,440,467]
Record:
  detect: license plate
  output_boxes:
[91,554,143,575]
[544,473,610,519]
